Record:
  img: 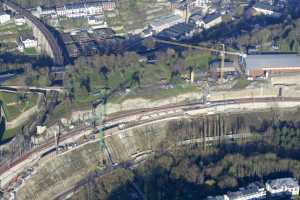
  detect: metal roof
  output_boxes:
[203,13,221,24]
[245,54,300,70]
[267,178,299,189]
[253,2,274,11]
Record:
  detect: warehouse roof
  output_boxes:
[203,13,221,24]
[267,178,299,189]
[245,54,300,70]
[253,2,274,11]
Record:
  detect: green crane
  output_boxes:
[92,86,109,151]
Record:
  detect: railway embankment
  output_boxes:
[15,108,300,200]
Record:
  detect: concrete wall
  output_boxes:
[271,74,300,85]
[208,87,278,101]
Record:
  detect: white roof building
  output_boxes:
[225,182,266,200]
[198,13,222,29]
[150,14,184,33]
[14,15,26,26]
[266,178,299,196]
[18,33,38,52]
[38,1,112,19]
[253,2,281,17]
[0,12,11,24]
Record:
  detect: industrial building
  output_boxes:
[149,14,185,33]
[206,178,300,200]
[157,22,197,41]
[206,182,266,200]
[266,178,300,196]
[243,54,300,79]
[226,182,266,200]
[252,2,281,17]
[199,12,222,29]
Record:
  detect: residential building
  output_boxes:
[243,54,300,79]
[150,14,184,33]
[101,0,116,11]
[86,2,103,15]
[266,178,299,196]
[37,0,114,18]
[36,6,56,17]
[14,15,26,26]
[64,3,87,18]
[199,13,222,29]
[0,12,10,24]
[17,33,38,52]
[88,15,107,27]
[56,6,66,17]
[225,182,266,200]
[193,0,211,8]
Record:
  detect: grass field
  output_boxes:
[233,78,251,89]
[108,0,171,32]
[23,47,37,55]
[0,92,38,121]
[1,127,21,141]
[0,92,39,141]
[58,17,89,31]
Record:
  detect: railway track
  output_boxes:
[2,96,300,192]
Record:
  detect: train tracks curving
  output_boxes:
[2,96,300,192]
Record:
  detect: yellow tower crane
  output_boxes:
[154,39,245,81]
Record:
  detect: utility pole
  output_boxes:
[220,44,225,82]
[185,0,190,24]
[54,125,58,154]
[92,86,114,166]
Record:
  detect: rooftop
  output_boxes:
[203,13,221,24]
[244,54,300,70]
[253,2,274,11]
[206,195,226,200]
[150,14,183,27]
[20,33,36,41]
[227,182,266,200]
[267,178,299,189]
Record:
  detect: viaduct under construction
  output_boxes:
[1,0,64,66]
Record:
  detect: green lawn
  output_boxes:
[23,47,37,55]
[0,92,39,141]
[0,22,31,35]
[119,83,200,102]
[233,78,251,89]
[1,127,20,141]
[108,0,171,32]
[0,92,38,121]
[58,17,89,30]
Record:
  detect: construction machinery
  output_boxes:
[91,85,115,167]
[154,38,246,81]
[91,87,109,151]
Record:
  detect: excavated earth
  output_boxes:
[15,108,300,200]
